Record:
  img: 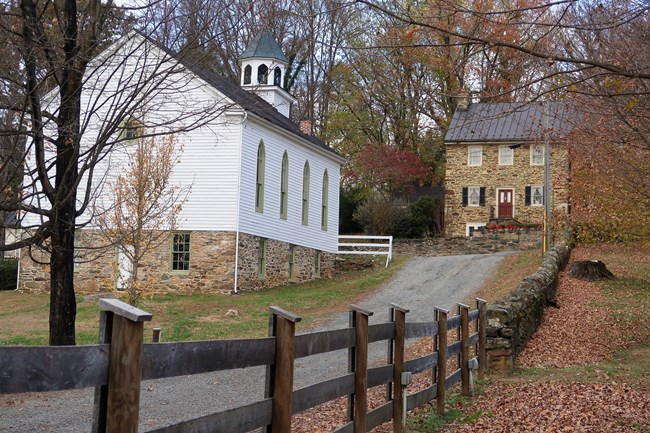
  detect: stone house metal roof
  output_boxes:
[445,101,575,143]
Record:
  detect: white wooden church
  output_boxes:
[18,31,344,294]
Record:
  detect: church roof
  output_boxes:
[135,32,339,159]
[239,31,288,64]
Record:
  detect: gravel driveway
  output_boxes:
[0,253,510,432]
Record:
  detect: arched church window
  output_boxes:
[258,64,268,85]
[243,65,252,84]
[274,67,282,86]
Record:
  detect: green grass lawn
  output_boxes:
[0,256,406,345]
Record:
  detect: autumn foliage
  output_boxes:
[344,143,433,192]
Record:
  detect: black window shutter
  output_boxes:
[525,186,531,206]
[479,187,486,206]
[462,187,468,207]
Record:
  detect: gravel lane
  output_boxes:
[0,253,510,432]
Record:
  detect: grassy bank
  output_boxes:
[0,257,406,346]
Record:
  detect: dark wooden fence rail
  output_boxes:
[0,298,487,433]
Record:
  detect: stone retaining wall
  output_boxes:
[485,239,572,373]
[393,230,543,257]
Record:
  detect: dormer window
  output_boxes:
[258,64,268,85]
[274,67,282,86]
[243,65,252,85]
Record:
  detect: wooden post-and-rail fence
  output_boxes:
[0,298,487,433]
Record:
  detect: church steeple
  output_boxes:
[239,31,289,89]
[238,31,296,118]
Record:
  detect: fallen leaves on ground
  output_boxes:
[293,245,650,433]
[438,381,650,433]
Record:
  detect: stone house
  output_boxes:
[444,101,574,237]
[18,31,345,294]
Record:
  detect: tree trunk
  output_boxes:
[49,211,77,345]
[568,260,614,281]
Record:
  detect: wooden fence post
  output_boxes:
[348,305,373,433]
[476,298,487,380]
[390,304,409,433]
[435,307,448,416]
[92,310,113,433]
[267,306,301,433]
[459,303,470,397]
[152,328,161,343]
[96,299,152,433]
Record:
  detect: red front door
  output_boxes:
[498,189,513,219]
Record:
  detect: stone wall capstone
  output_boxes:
[393,229,543,257]
[485,237,572,373]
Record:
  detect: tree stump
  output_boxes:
[569,260,614,280]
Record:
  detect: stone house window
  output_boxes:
[258,238,267,278]
[289,245,297,279]
[302,161,310,225]
[462,186,485,207]
[321,170,328,231]
[499,145,513,165]
[526,185,544,206]
[315,251,321,278]
[468,145,482,166]
[530,144,544,165]
[280,152,288,219]
[171,232,191,272]
[466,222,486,237]
[256,141,265,213]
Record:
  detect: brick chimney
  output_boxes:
[457,89,470,110]
[299,119,312,135]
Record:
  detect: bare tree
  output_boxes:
[96,134,188,305]
[0,0,226,344]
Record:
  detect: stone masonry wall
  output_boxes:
[485,237,572,373]
[445,141,570,237]
[19,230,238,294]
[237,232,335,291]
[393,229,543,257]
[18,229,335,295]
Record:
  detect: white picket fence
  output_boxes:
[337,235,393,267]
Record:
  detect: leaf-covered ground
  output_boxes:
[292,244,650,433]
[436,243,650,433]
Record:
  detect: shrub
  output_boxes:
[409,196,435,237]
[354,195,408,236]
[0,259,18,291]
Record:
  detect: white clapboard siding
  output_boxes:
[22,33,241,232]
[238,116,342,253]
[21,32,343,253]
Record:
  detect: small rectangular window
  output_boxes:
[467,186,481,206]
[526,185,544,206]
[122,118,142,141]
[530,144,544,165]
[171,232,191,272]
[289,245,296,279]
[258,238,266,279]
[73,232,82,272]
[467,145,482,166]
[499,146,513,165]
[315,251,321,278]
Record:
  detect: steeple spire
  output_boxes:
[238,31,295,118]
